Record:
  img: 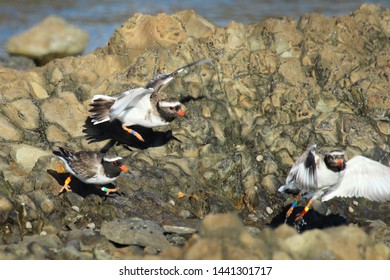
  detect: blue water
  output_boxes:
[0,0,389,57]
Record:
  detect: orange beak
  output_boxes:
[336,159,343,166]
[120,164,129,173]
[177,109,186,118]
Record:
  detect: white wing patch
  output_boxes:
[103,156,123,162]
[109,88,154,121]
[92,94,116,102]
[322,156,390,202]
[279,146,318,193]
[159,101,181,108]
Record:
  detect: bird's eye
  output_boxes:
[169,106,174,110]
[112,161,117,166]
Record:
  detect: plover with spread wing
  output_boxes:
[89,58,213,142]
[279,144,390,221]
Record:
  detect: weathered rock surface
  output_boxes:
[0,4,389,259]
[6,15,89,65]
[100,219,170,251]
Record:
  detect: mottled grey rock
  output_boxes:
[100,219,170,251]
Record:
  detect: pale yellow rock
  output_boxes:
[30,81,49,99]
[315,113,339,145]
[50,67,64,85]
[175,10,215,38]
[2,98,40,130]
[46,125,70,142]
[365,243,390,260]
[279,58,307,85]
[226,22,246,49]
[13,144,50,170]
[261,174,278,194]
[0,117,23,141]
[7,15,89,59]
[377,121,390,135]
[41,91,87,137]
[0,80,31,101]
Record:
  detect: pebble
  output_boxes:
[348,206,354,213]
[353,201,359,206]
[87,223,96,230]
[246,226,261,236]
[71,206,80,212]
[248,213,259,222]
[266,207,274,215]
[256,155,264,162]
[168,235,187,246]
[178,210,193,219]
[163,225,197,234]
[25,221,32,229]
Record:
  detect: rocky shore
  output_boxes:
[0,4,389,259]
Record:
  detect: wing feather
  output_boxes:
[322,156,390,202]
[109,88,154,121]
[279,145,317,193]
[67,152,103,179]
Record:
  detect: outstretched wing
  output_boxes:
[145,58,214,92]
[109,88,154,121]
[279,145,318,193]
[322,156,390,202]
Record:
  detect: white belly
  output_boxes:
[117,96,168,127]
[60,158,118,185]
[82,174,118,185]
[316,162,342,189]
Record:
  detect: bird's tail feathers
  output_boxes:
[278,185,287,192]
[53,147,73,160]
[89,95,116,124]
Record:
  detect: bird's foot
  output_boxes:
[294,199,313,222]
[101,186,119,195]
[121,124,145,142]
[58,176,72,194]
[59,184,72,193]
[294,209,308,222]
[284,200,298,224]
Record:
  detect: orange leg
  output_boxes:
[121,124,145,142]
[295,199,313,221]
[101,186,119,195]
[285,193,301,222]
[59,176,72,193]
